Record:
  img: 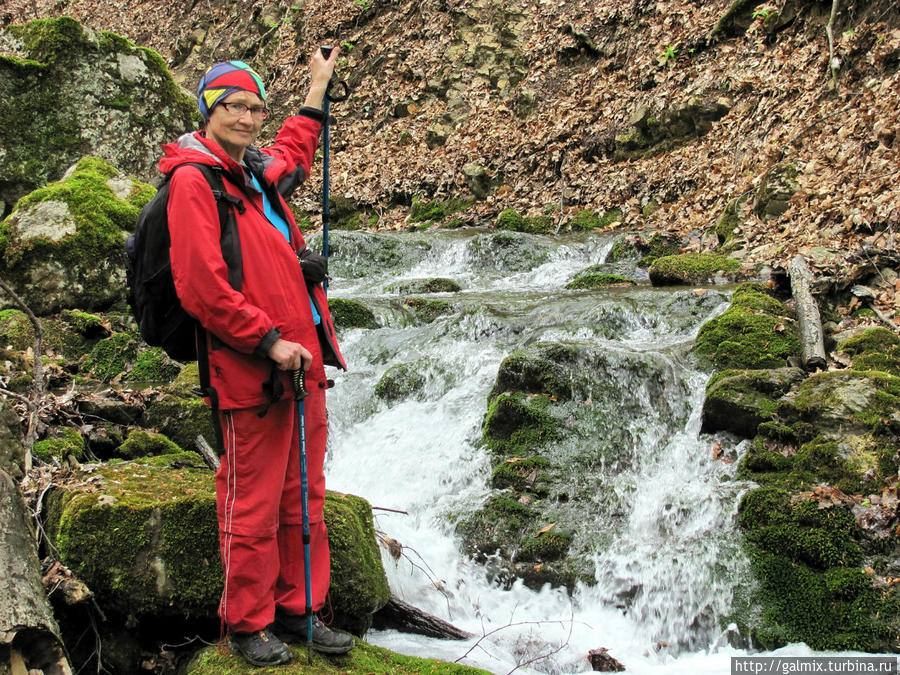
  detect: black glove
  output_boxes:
[298,248,328,285]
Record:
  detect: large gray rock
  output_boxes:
[0,16,198,209]
[0,157,154,314]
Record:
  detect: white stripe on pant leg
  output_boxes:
[219,412,237,624]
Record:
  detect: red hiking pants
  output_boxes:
[216,389,330,633]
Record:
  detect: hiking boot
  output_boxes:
[229,628,292,667]
[272,608,355,655]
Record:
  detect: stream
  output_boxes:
[318,227,763,673]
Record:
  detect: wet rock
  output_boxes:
[328,297,379,330]
[589,647,625,672]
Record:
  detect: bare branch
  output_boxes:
[825,0,840,89]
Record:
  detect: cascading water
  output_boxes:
[319,228,757,673]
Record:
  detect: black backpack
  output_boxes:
[125,163,245,361]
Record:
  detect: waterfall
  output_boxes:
[321,228,755,673]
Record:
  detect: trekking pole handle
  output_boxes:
[291,369,310,401]
[319,45,350,103]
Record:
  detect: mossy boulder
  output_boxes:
[323,492,391,635]
[613,98,731,161]
[693,283,802,370]
[409,195,472,225]
[32,426,86,464]
[466,230,552,272]
[125,347,182,383]
[566,269,636,290]
[185,637,490,674]
[735,487,894,651]
[116,429,182,460]
[44,462,222,621]
[0,308,109,359]
[488,342,579,402]
[701,367,806,438]
[636,232,681,267]
[44,463,391,633]
[143,393,216,452]
[328,298,379,330]
[390,277,461,294]
[568,209,599,231]
[839,327,900,377]
[323,231,432,280]
[778,370,900,439]
[375,362,427,403]
[648,253,741,286]
[0,16,198,206]
[0,157,154,314]
[82,330,142,382]
[495,208,554,234]
[403,297,453,323]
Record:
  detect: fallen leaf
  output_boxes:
[536,523,556,537]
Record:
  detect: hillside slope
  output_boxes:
[3,0,899,317]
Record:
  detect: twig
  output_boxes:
[454,616,575,666]
[194,434,220,470]
[372,505,409,514]
[507,606,575,674]
[0,276,45,473]
[825,0,840,89]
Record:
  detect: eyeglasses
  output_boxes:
[220,102,269,119]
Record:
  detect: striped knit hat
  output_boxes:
[197,61,266,121]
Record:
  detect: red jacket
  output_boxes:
[162,111,346,410]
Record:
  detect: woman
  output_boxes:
[161,50,352,666]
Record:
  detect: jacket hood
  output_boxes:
[158,131,247,177]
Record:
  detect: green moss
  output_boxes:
[496,208,525,231]
[489,343,578,402]
[32,426,86,463]
[785,370,900,433]
[45,463,221,620]
[483,393,559,457]
[117,429,182,459]
[404,297,452,323]
[327,298,378,330]
[131,451,206,468]
[126,347,181,383]
[607,237,642,263]
[410,195,472,224]
[517,527,572,562]
[322,492,391,635]
[598,207,624,228]
[649,253,740,285]
[186,637,490,674]
[391,278,461,294]
[568,209,599,230]
[144,394,215,452]
[83,331,141,381]
[491,455,551,491]
[693,283,801,370]
[636,232,680,267]
[566,272,636,290]
[840,327,900,356]
[59,309,106,335]
[375,363,426,402]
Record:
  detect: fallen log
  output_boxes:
[788,255,827,371]
[372,595,472,640]
[0,470,72,674]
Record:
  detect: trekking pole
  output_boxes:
[318,45,350,295]
[290,368,314,665]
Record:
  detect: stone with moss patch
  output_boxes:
[693,283,801,370]
[735,487,893,651]
[185,637,490,674]
[375,362,427,403]
[45,463,392,633]
[701,367,805,438]
[126,346,181,383]
[410,195,472,225]
[32,426,86,464]
[390,277,461,294]
[328,298,379,330]
[1,157,154,314]
[636,232,681,267]
[838,327,900,377]
[117,429,182,459]
[566,270,636,290]
[404,297,453,323]
[0,308,106,359]
[143,393,215,452]
[649,253,741,286]
[0,17,198,206]
[568,209,599,230]
[83,330,141,382]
